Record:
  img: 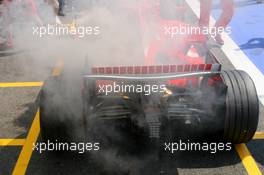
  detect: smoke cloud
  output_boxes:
[1,0,225,174]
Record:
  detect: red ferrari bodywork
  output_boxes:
[90,1,218,88]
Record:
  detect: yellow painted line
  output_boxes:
[0,82,44,88]
[11,59,63,174]
[235,144,262,175]
[12,110,40,175]
[0,139,26,146]
[52,58,64,76]
[253,132,264,139]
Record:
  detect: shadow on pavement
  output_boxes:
[13,94,40,138]
[248,140,264,170]
[25,142,243,175]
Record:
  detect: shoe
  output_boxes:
[58,10,65,16]
[215,34,224,45]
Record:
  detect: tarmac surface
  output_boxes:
[0,1,264,175]
[0,41,264,175]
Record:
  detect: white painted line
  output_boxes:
[56,16,62,24]
[186,0,264,105]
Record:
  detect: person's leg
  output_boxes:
[215,0,234,28]
[199,0,213,28]
[58,0,65,16]
[215,0,234,44]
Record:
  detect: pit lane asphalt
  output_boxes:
[1,3,264,175]
[0,47,263,175]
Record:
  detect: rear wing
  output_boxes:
[83,63,221,83]
[82,64,221,93]
[85,63,220,76]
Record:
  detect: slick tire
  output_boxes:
[221,70,259,143]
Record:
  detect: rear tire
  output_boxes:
[40,75,83,143]
[221,70,259,143]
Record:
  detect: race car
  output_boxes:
[39,0,259,150]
